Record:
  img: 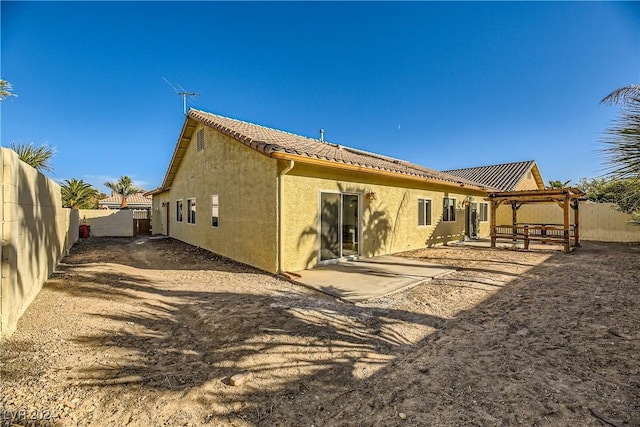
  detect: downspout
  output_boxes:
[277,160,295,274]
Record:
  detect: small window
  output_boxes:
[443,197,456,222]
[479,203,488,222]
[418,198,432,226]
[196,129,205,152]
[187,198,196,224]
[211,194,219,228]
[176,200,183,222]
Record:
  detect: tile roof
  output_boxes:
[443,161,538,192]
[99,193,152,205]
[186,109,487,190]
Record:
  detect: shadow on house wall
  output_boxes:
[424,208,466,247]
[297,184,392,269]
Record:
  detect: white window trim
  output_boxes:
[176,199,184,223]
[187,197,196,225]
[443,197,456,223]
[418,197,433,227]
[211,194,219,228]
[479,202,489,222]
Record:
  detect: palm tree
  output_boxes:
[0,79,16,100]
[600,84,640,179]
[547,179,571,189]
[104,176,144,209]
[10,143,55,172]
[61,179,99,209]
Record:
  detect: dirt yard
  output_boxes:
[1,237,638,426]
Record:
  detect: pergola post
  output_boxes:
[490,201,497,248]
[512,201,518,242]
[573,199,580,247]
[563,196,570,253]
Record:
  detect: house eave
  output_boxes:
[160,117,198,191]
[270,151,490,195]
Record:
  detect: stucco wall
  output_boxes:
[162,124,278,272]
[150,192,170,236]
[514,169,541,191]
[281,163,489,271]
[496,202,640,242]
[78,209,134,237]
[1,148,79,337]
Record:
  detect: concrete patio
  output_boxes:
[290,255,457,303]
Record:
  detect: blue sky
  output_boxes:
[2,2,639,193]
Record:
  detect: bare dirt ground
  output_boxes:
[1,237,639,426]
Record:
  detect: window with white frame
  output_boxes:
[479,203,488,222]
[443,197,456,222]
[187,198,196,224]
[176,200,183,222]
[418,198,432,226]
[211,194,219,227]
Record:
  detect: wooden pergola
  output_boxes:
[487,188,586,253]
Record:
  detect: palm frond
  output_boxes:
[104,176,145,208]
[0,79,17,100]
[599,92,640,180]
[600,84,640,106]
[10,143,55,172]
[61,178,99,209]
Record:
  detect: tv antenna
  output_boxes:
[163,77,199,115]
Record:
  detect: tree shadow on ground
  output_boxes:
[43,264,445,425]
[272,243,640,426]
[5,239,638,426]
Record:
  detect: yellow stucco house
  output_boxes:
[151,109,500,274]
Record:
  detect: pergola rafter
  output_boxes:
[487,188,586,253]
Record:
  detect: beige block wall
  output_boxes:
[1,148,79,337]
[161,124,278,273]
[78,209,134,237]
[496,202,640,242]
[281,163,489,271]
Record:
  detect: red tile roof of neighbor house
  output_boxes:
[176,109,489,191]
[98,193,152,205]
[443,161,544,191]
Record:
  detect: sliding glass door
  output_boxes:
[319,192,360,262]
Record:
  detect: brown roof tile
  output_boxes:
[188,109,486,189]
[99,193,152,205]
[443,161,539,191]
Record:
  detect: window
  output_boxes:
[479,203,488,222]
[196,129,205,152]
[211,194,219,227]
[176,200,183,222]
[443,197,456,222]
[418,198,432,226]
[187,198,196,224]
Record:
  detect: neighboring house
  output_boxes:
[150,109,497,274]
[98,193,152,210]
[444,160,545,192]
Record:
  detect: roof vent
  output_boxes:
[319,129,324,143]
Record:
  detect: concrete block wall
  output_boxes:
[78,209,134,237]
[496,202,640,242]
[0,148,79,337]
